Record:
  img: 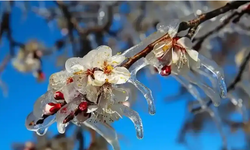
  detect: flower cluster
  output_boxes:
[146,25,200,76]
[12,41,45,82]
[25,21,228,150]
[143,23,227,108]
[26,46,143,150]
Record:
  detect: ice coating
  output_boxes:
[112,86,129,103]
[84,118,120,150]
[65,57,84,73]
[181,70,221,106]
[121,20,180,58]
[173,75,207,109]
[122,31,166,58]
[228,87,250,123]
[33,90,56,118]
[25,112,55,136]
[196,54,227,99]
[48,70,70,91]
[61,82,80,103]
[55,96,84,133]
[156,19,179,36]
[173,74,228,148]
[128,58,156,115]
[117,104,143,139]
[207,107,229,150]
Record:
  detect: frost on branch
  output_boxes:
[26,45,145,150]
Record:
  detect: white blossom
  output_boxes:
[151,28,200,75]
[65,45,131,87]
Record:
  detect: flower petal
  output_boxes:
[73,74,88,94]
[112,87,129,103]
[186,49,199,62]
[91,71,106,86]
[92,45,112,68]
[108,54,126,66]
[85,85,99,103]
[172,49,180,64]
[65,57,84,73]
[48,70,70,91]
[82,49,98,68]
[188,55,201,69]
[153,40,172,58]
[61,83,80,103]
[108,67,130,84]
[177,37,193,49]
[152,42,166,58]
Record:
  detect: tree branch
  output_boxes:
[178,1,249,33]
[121,2,250,69]
[122,33,170,69]
[192,7,250,51]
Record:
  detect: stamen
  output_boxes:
[66,77,73,84]
[104,65,114,74]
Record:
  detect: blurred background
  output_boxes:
[1,1,250,150]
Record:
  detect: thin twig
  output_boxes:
[227,50,250,91]
[121,2,249,69]
[0,55,11,74]
[193,8,250,51]
[122,33,170,69]
[178,1,249,33]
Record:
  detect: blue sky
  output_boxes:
[0,2,245,150]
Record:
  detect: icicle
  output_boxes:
[173,75,207,109]
[181,71,222,106]
[84,117,120,150]
[25,112,55,135]
[36,128,48,136]
[194,54,227,99]
[128,58,156,115]
[112,104,143,139]
[174,74,229,149]
[228,87,249,123]
[207,106,230,150]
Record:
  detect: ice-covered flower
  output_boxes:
[26,79,142,150]
[48,70,75,92]
[151,28,200,75]
[65,45,131,87]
